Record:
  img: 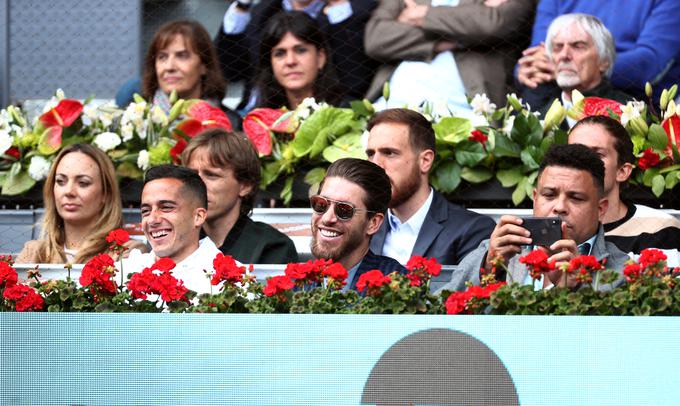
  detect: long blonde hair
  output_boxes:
[39,144,122,263]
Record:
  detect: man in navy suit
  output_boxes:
[310,158,405,291]
[366,108,496,266]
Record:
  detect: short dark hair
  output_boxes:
[539,144,605,196]
[144,164,208,209]
[367,108,436,154]
[142,20,225,101]
[570,115,635,166]
[319,158,391,215]
[256,11,343,108]
[181,128,260,215]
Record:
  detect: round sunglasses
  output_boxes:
[309,195,375,221]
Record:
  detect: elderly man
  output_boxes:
[365,108,495,265]
[125,165,221,295]
[568,116,680,265]
[311,158,405,290]
[182,128,298,264]
[517,1,680,105]
[442,144,629,291]
[529,13,631,120]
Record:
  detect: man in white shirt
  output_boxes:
[124,165,221,295]
[365,108,495,265]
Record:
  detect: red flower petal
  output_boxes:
[39,99,83,128]
[242,115,272,156]
[186,101,232,131]
[661,114,680,160]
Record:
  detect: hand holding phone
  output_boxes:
[520,217,562,247]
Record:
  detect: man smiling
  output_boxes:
[124,165,221,295]
[311,158,405,290]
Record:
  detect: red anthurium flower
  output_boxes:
[173,101,233,139]
[569,97,623,121]
[39,99,83,128]
[4,147,20,160]
[169,138,187,164]
[661,114,680,160]
[242,108,291,156]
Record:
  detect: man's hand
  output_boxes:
[517,43,555,88]
[485,215,532,270]
[398,0,429,27]
[542,221,579,288]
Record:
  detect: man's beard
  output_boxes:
[389,165,422,209]
[311,220,366,263]
[556,63,581,89]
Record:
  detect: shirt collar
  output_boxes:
[282,0,325,18]
[387,188,434,232]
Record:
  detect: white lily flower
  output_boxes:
[620,101,644,126]
[137,149,150,171]
[0,129,12,155]
[93,132,122,152]
[121,123,134,142]
[470,94,497,116]
[28,156,51,181]
[151,105,168,126]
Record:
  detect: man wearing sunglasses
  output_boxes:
[311,158,406,290]
[365,108,496,266]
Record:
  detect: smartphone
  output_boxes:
[521,217,562,247]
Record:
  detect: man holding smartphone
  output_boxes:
[442,144,628,291]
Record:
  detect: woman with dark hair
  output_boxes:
[139,19,240,127]
[255,11,344,110]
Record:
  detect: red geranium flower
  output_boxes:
[79,253,118,300]
[445,282,505,315]
[106,228,130,247]
[0,261,18,289]
[638,148,661,170]
[3,283,44,312]
[263,275,295,297]
[211,253,246,285]
[152,257,176,273]
[469,130,488,144]
[356,270,391,295]
[126,258,188,303]
[321,262,348,282]
[623,262,642,283]
[638,248,667,267]
[518,249,556,280]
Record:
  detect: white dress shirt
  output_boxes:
[382,189,434,265]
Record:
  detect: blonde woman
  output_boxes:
[17,144,144,263]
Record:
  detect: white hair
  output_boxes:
[545,13,616,77]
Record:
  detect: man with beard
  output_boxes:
[311,158,405,291]
[365,108,495,265]
[536,14,630,126]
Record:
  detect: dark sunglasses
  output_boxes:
[309,195,375,221]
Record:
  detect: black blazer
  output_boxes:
[370,191,496,265]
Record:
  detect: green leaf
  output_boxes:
[493,133,521,158]
[642,167,660,187]
[648,124,669,151]
[665,172,680,190]
[280,176,294,206]
[631,135,646,155]
[512,177,529,206]
[433,117,472,144]
[454,141,486,166]
[520,146,540,171]
[322,133,366,162]
[261,161,283,188]
[461,167,494,183]
[2,162,36,196]
[431,160,461,193]
[115,161,143,180]
[652,174,665,197]
[511,113,543,147]
[496,167,523,187]
[304,167,326,186]
[290,108,355,158]
[349,99,374,117]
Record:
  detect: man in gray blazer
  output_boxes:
[366,108,496,266]
[363,0,534,107]
[442,144,629,292]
